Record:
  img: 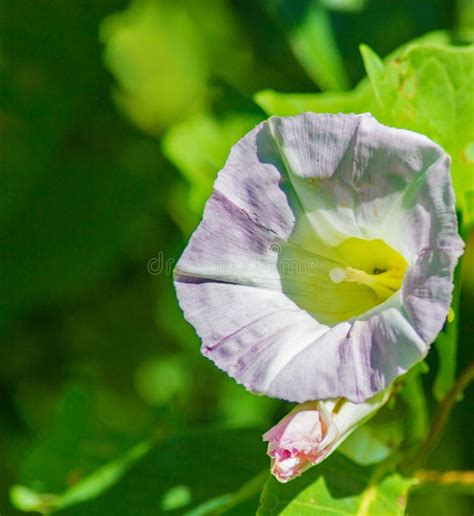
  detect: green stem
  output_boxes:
[413,469,474,495]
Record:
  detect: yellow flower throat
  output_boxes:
[279,236,408,325]
[329,237,408,305]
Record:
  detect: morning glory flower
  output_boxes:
[174,113,463,403]
[263,388,391,482]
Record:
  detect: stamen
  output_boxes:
[329,265,404,301]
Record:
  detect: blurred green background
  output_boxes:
[1,0,473,514]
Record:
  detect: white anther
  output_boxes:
[329,268,346,284]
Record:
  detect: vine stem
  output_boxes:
[412,469,474,495]
[406,362,474,469]
[416,469,474,485]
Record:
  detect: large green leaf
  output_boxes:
[258,453,415,516]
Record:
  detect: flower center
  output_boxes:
[324,237,408,321]
[278,237,408,325]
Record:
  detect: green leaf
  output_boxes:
[255,82,372,117]
[262,0,349,90]
[258,453,415,516]
[359,44,385,108]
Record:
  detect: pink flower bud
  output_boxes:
[263,402,336,482]
[263,390,390,482]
